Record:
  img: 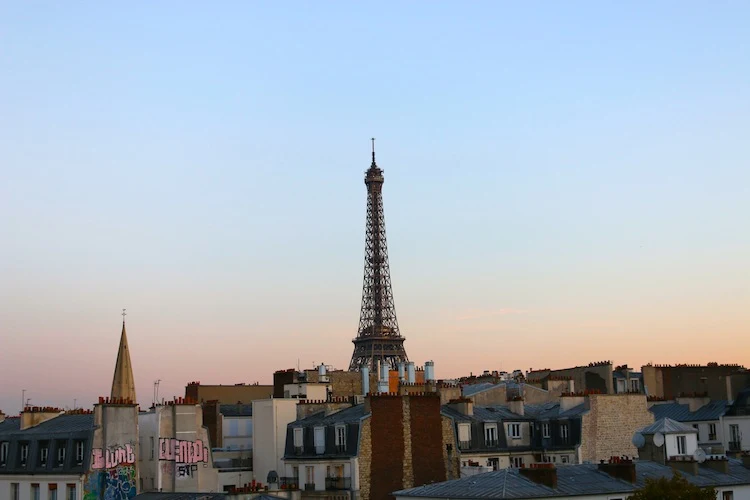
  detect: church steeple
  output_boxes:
[111,309,137,402]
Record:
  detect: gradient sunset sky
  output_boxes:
[1,2,749,415]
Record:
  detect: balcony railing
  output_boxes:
[485,439,498,447]
[294,446,304,455]
[458,440,472,450]
[729,441,742,451]
[325,477,352,490]
[304,483,316,491]
[279,477,300,490]
[335,444,347,453]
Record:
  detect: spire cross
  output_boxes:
[122,308,127,322]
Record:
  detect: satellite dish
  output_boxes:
[694,449,707,463]
[632,432,645,448]
[653,432,665,447]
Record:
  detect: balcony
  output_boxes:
[458,440,472,450]
[294,446,304,455]
[485,439,498,448]
[335,444,347,453]
[325,477,352,490]
[304,483,316,491]
[729,441,742,451]
[279,477,300,490]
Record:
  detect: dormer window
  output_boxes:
[560,423,570,444]
[458,423,471,449]
[293,428,304,455]
[0,442,8,466]
[335,425,347,452]
[39,442,49,467]
[314,427,325,455]
[676,435,687,455]
[508,423,521,439]
[484,423,498,447]
[542,423,551,438]
[57,442,66,466]
[20,443,29,466]
[75,441,84,465]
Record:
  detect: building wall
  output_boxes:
[640,364,749,400]
[0,476,84,500]
[469,384,564,407]
[84,403,139,500]
[138,410,158,491]
[723,415,750,452]
[528,364,614,395]
[579,394,654,464]
[223,416,253,451]
[251,399,297,485]
[369,395,406,500]
[185,384,274,404]
[358,417,373,500]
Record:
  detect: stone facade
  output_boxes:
[527,362,614,394]
[642,363,749,400]
[579,394,654,464]
[185,383,274,404]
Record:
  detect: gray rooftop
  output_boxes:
[0,414,94,436]
[219,404,253,417]
[394,460,750,499]
[292,404,367,427]
[649,401,728,422]
[640,417,697,435]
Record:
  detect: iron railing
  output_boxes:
[729,441,742,451]
[279,477,300,490]
[325,477,352,490]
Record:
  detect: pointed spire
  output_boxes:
[111,311,137,403]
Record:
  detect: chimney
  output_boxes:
[0,410,5,424]
[667,456,699,476]
[21,407,63,430]
[676,395,710,412]
[519,464,557,488]
[508,397,524,416]
[407,362,416,384]
[377,361,390,393]
[702,456,729,474]
[425,360,435,381]
[447,398,474,416]
[398,363,406,382]
[598,457,636,483]
[361,366,370,395]
[727,376,734,402]
[560,394,585,412]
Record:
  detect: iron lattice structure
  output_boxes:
[349,146,409,372]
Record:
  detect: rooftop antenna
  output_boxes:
[153,380,161,407]
[371,137,376,164]
[21,389,26,412]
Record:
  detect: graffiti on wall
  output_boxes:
[158,438,209,464]
[91,444,136,469]
[84,465,137,500]
[177,463,198,478]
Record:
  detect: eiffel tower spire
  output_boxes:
[349,140,408,372]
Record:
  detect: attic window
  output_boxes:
[20,443,29,466]
[335,425,346,452]
[0,442,7,466]
[75,441,84,465]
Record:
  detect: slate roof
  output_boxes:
[463,383,501,397]
[640,417,697,435]
[220,404,253,417]
[394,460,750,499]
[134,494,226,500]
[0,414,94,437]
[284,405,367,460]
[292,404,367,426]
[649,401,729,422]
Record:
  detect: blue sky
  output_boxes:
[1,2,749,414]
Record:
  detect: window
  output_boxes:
[40,442,49,466]
[560,423,569,443]
[542,423,550,438]
[508,423,521,439]
[11,483,19,500]
[57,441,66,466]
[314,427,325,455]
[630,378,640,392]
[150,437,155,459]
[709,423,717,441]
[529,424,534,438]
[0,441,7,465]
[561,455,569,464]
[511,456,524,468]
[293,428,304,454]
[484,423,498,446]
[676,435,687,455]
[32,484,40,500]
[722,491,734,500]
[75,441,84,465]
[335,425,347,452]
[21,443,29,466]
[693,424,700,440]
[292,465,299,481]
[48,484,58,500]
[487,457,499,470]
[458,423,471,449]
[305,465,315,489]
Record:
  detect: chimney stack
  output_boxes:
[20,407,64,430]
[447,398,474,416]
[398,362,406,382]
[519,464,557,488]
[702,456,729,474]
[361,366,370,395]
[425,361,435,381]
[508,397,524,416]
[407,362,416,384]
[598,457,636,483]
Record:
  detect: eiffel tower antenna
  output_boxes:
[349,140,408,371]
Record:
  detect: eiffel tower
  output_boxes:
[349,140,409,372]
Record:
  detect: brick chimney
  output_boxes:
[667,456,699,476]
[21,406,64,430]
[598,457,636,483]
[507,397,524,416]
[701,456,729,474]
[519,463,557,488]
[447,398,473,416]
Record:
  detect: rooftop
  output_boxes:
[0,414,94,437]
[394,460,750,499]
[220,404,253,417]
[640,417,697,435]
[649,401,729,422]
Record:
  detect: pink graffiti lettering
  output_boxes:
[91,444,136,469]
[158,438,208,464]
